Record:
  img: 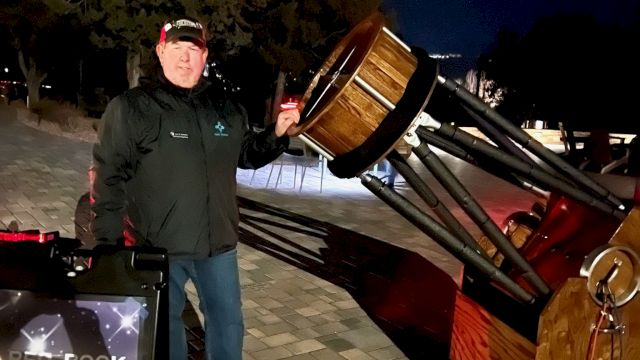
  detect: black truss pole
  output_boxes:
[419,124,625,220]
[386,150,488,258]
[360,173,534,303]
[416,129,548,198]
[411,141,550,296]
[437,76,625,211]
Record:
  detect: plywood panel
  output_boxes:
[451,291,536,360]
[537,207,640,360]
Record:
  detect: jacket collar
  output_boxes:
[140,70,211,98]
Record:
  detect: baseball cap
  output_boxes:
[159,17,206,47]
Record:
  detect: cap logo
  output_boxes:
[173,19,203,29]
[159,18,205,45]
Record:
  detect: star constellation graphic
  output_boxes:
[1,290,147,359]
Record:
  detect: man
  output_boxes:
[92,16,300,359]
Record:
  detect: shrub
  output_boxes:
[9,99,27,108]
[30,99,87,131]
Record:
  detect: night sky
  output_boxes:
[385,0,640,74]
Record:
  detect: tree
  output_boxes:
[479,14,640,133]
[241,0,381,124]
[0,0,83,107]
[79,0,382,119]
[82,0,175,88]
[82,0,258,88]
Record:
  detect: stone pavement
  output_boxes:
[3,105,621,359]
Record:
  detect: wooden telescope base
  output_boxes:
[450,208,640,360]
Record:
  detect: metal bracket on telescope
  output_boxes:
[404,112,441,148]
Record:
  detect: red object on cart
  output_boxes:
[280,99,299,111]
[0,229,59,243]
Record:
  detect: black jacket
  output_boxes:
[92,74,288,259]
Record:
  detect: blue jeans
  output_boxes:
[168,249,244,360]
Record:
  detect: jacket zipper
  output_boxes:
[190,97,213,256]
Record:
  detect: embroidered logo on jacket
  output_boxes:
[169,131,189,139]
[213,121,229,137]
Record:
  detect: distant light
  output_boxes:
[430,53,463,59]
[3,67,8,73]
[42,85,52,89]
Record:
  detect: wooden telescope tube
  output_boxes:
[290,13,438,179]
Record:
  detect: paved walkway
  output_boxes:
[1,105,631,359]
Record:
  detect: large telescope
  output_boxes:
[289,13,640,359]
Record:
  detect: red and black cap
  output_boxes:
[159,17,206,47]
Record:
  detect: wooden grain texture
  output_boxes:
[294,13,418,160]
[305,84,388,156]
[294,14,382,139]
[358,32,416,104]
[536,207,640,360]
[306,34,415,156]
[606,206,640,360]
[609,206,640,250]
[494,223,534,266]
[450,291,536,360]
[536,279,599,359]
